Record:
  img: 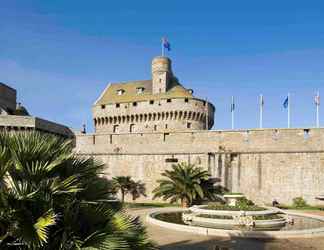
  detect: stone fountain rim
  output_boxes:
[147,207,324,239]
[223,194,245,198]
[189,205,278,216]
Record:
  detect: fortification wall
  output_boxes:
[75,128,324,205]
[0,115,74,138]
[93,98,214,133]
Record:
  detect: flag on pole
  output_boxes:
[231,96,235,112]
[315,91,320,128]
[315,93,320,106]
[260,95,264,107]
[231,96,235,129]
[259,94,264,128]
[283,96,289,109]
[283,94,291,128]
[162,37,171,51]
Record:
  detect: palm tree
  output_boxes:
[0,132,156,250]
[152,162,211,208]
[112,176,133,203]
[129,181,147,201]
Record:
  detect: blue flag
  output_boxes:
[283,96,289,109]
[162,37,171,51]
[231,97,235,112]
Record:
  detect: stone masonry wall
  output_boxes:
[93,98,214,133]
[75,128,324,205]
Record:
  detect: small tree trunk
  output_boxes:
[181,197,190,208]
[121,189,125,203]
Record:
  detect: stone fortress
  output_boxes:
[0,82,74,138]
[93,56,214,133]
[75,55,324,206]
[3,55,323,207]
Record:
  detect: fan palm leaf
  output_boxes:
[153,162,213,207]
[0,132,155,249]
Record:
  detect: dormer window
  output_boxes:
[136,87,145,94]
[117,89,125,95]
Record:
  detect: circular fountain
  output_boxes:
[182,204,288,231]
[147,195,324,238]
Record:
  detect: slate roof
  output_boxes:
[95,79,194,105]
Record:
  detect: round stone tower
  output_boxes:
[152,56,172,94]
[92,55,215,133]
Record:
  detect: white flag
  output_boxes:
[315,93,320,106]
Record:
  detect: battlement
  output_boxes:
[75,127,324,155]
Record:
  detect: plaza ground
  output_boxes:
[129,207,324,250]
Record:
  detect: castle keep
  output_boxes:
[93,56,214,133]
[77,56,324,206]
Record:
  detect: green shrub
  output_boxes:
[206,203,266,211]
[236,197,255,208]
[292,197,308,208]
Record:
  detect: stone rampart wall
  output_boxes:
[0,115,74,138]
[75,128,324,205]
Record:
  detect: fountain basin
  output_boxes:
[190,205,277,216]
[183,212,287,230]
[147,208,324,239]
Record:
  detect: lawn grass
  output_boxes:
[124,202,180,209]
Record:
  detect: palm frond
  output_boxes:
[34,209,57,246]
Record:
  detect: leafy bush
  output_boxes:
[0,132,156,249]
[292,197,308,208]
[206,204,266,211]
[236,197,255,210]
[206,198,265,211]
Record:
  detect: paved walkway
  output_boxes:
[129,208,324,250]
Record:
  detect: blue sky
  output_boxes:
[1,1,324,131]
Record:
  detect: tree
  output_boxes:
[129,181,147,201]
[0,132,156,250]
[152,162,211,208]
[112,176,133,203]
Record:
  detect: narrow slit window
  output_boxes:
[304,129,310,139]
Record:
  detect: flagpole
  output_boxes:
[161,39,164,56]
[288,93,291,128]
[231,96,234,130]
[260,94,263,128]
[316,91,320,128]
